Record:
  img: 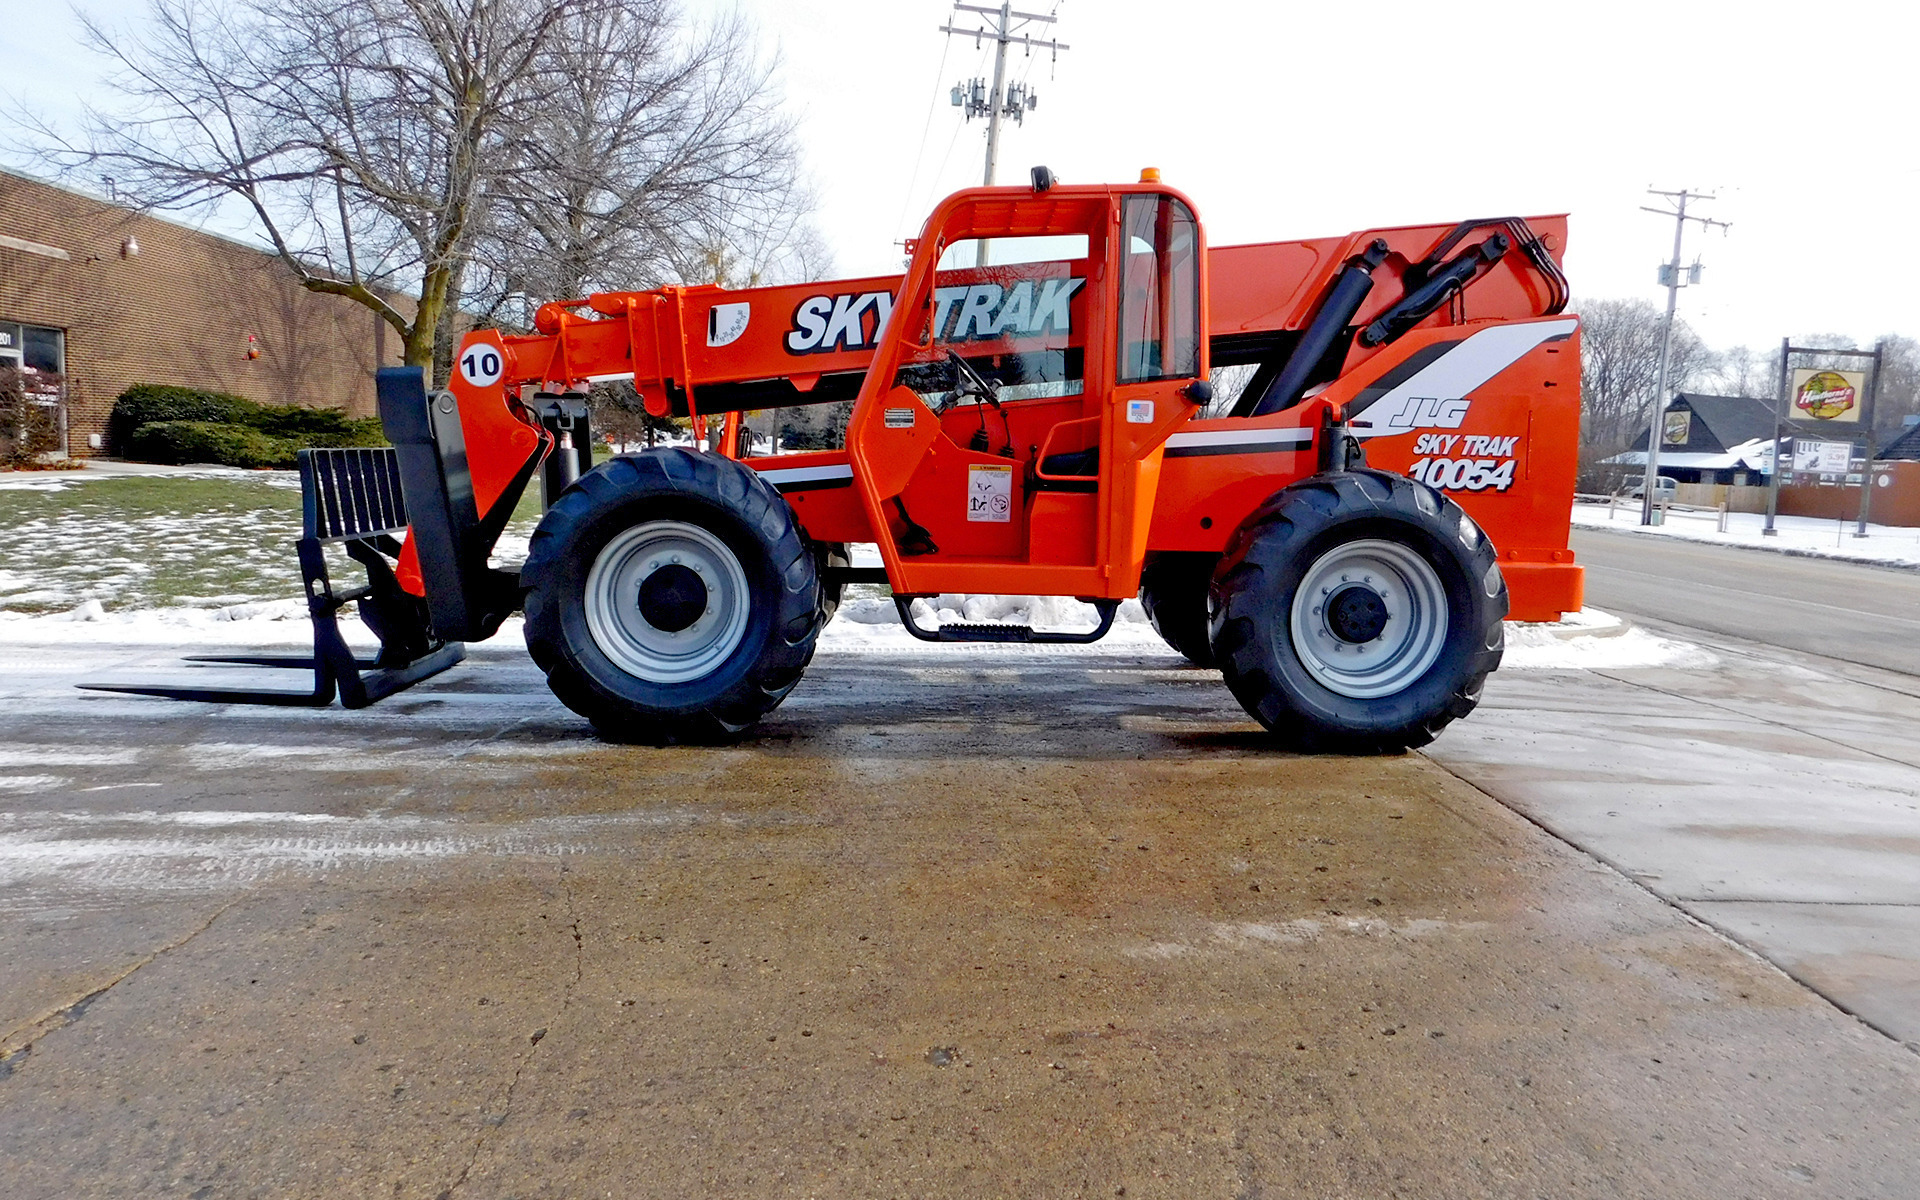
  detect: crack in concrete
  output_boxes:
[0,898,237,1074]
[1426,752,1920,1059]
[1636,623,1920,705]
[437,863,585,1200]
[1677,898,1920,907]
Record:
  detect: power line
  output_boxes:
[939,2,1069,188]
[1637,187,1730,526]
[893,30,957,248]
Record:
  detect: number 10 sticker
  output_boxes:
[460,344,503,387]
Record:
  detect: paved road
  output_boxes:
[4,638,1918,1198]
[1570,526,1920,676]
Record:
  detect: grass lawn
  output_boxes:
[0,471,543,615]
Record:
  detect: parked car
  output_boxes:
[1623,475,1679,501]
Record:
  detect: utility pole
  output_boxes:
[942,2,1068,263]
[1637,188,1729,526]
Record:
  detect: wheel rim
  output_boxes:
[584,520,752,684]
[1289,538,1449,699]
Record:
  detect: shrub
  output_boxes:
[247,405,386,445]
[126,420,296,469]
[109,383,388,459]
[107,384,259,454]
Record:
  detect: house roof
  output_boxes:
[1629,393,1780,454]
[1882,422,1920,462]
[1608,437,1777,472]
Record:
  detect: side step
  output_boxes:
[892,597,1120,645]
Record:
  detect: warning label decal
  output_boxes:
[967,463,1013,523]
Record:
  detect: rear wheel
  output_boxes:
[1210,469,1505,753]
[1138,552,1216,666]
[523,449,819,742]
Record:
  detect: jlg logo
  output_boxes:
[785,278,1084,355]
[1358,395,1471,433]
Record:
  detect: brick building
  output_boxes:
[0,167,403,457]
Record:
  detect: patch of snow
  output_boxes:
[0,805,698,914]
[1503,608,1714,670]
[0,747,143,767]
[0,775,71,792]
[0,598,365,645]
[1552,607,1625,632]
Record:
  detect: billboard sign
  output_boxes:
[1793,438,1853,474]
[1792,368,1866,423]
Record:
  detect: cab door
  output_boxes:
[1102,193,1208,591]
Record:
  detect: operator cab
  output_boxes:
[846,175,1209,602]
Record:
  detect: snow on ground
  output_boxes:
[1502,609,1715,670]
[0,471,307,613]
[0,469,538,615]
[0,593,1701,670]
[1573,499,1920,569]
[0,478,1709,671]
[0,597,356,646]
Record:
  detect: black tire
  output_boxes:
[1210,469,1506,754]
[814,541,851,626]
[1138,551,1217,666]
[522,448,820,742]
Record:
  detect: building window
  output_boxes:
[0,321,65,376]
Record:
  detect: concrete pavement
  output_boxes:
[1423,529,1920,1055]
[2,639,1918,1197]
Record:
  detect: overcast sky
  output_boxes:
[11,0,1917,354]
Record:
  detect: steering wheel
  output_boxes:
[946,349,1002,409]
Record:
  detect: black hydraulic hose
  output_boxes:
[1415,217,1568,315]
[1358,233,1510,349]
[1242,239,1390,417]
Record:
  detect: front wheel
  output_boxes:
[522,449,820,742]
[1210,470,1506,753]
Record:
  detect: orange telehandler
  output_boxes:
[95,170,1583,751]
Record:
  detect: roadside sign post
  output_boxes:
[1764,337,1790,536]
[1763,341,1881,538]
[1638,189,1729,527]
[1855,343,1883,537]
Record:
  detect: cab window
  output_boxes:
[1116,195,1200,384]
[893,234,1089,403]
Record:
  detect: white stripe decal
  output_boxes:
[1349,317,1576,438]
[1166,427,1314,451]
[756,463,854,487]
[582,371,636,383]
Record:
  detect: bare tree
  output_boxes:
[44,0,597,376]
[1574,296,1713,483]
[461,3,827,324]
[1706,344,1777,398]
[38,0,814,379]
[1870,335,1920,442]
